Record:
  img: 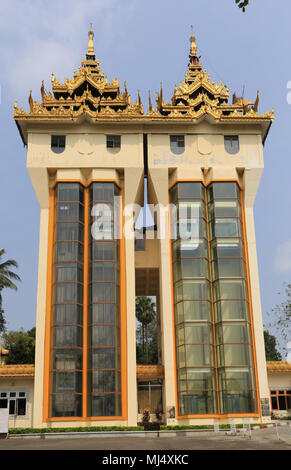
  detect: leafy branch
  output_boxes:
[235,0,249,12]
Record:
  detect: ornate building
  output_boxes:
[14,27,274,427]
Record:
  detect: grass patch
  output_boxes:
[9,426,144,435]
[9,422,274,435]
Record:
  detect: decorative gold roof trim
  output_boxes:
[14,106,274,123]
[177,70,230,99]
[267,361,291,372]
[136,364,164,379]
[13,28,274,135]
[0,364,35,377]
[52,74,119,96]
[188,93,219,108]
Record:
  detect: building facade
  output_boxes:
[267,362,291,417]
[0,365,34,429]
[14,28,274,428]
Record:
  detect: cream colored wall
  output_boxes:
[148,123,268,422]
[0,377,34,429]
[27,124,143,175]
[123,167,144,426]
[268,373,291,390]
[27,124,144,427]
[148,168,177,425]
[26,119,269,426]
[148,123,263,171]
[244,198,270,407]
[135,239,160,268]
[32,208,49,428]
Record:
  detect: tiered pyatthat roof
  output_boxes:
[14,27,274,142]
[154,31,273,126]
[14,26,143,125]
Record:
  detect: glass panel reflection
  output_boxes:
[171,181,257,415]
[88,182,121,417]
[51,183,84,418]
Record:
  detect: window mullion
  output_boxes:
[205,186,220,415]
[82,186,89,418]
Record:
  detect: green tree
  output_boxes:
[2,328,35,364]
[266,283,291,358]
[0,303,5,333]
[0,249,21,333]
[136,296,156,364]
[263,330,282,361]
[136,319,158,365]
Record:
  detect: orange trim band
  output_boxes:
[120,188,128,420]
[168,192,179,419]
[52,179,122,189]
[43,188,55,421]
[240,190,262,417]
[168,178,243,192]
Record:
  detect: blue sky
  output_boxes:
[0,0,290,356]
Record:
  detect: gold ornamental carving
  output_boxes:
[14,27,274,129]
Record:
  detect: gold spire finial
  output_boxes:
[87,24,95,57]
[190,25,197,56]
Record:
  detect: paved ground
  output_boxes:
[0,427,290,451]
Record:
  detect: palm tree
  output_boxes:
[136,296,156,363]
[0,249,21,332]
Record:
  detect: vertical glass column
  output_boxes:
[207,182,257,414]
[88,182,121,417]
[51,183,84,417]
[170,182,217,415]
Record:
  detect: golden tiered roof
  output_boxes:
[155,30,273,125]
[14,27,274,141]
[14,26,143,126]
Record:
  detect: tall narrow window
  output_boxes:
[207,182,257,414]
[170,182,216,415]
[170,181,258,417]
[51,182,84,417]
[88,182,121,416]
